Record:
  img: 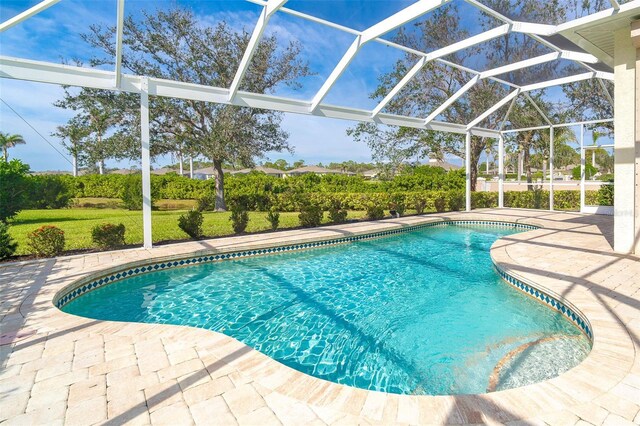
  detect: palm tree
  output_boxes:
[0,133,26,162]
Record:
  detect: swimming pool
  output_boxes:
[61,222,591,395]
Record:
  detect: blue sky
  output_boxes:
[0,0,602,171]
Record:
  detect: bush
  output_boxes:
[196,193,216,212]
[434,192,447,213]
[365,204,385,220]
[266,208,280,230]
[447,191,465,211]
[298,204,323,227]
[471,192,498,209]
[230,206,249,234]
[120,175,158,210]
[91,223,126,249]
[0,222,17,260]
[408,192,428,214]
[28,175,72,209]
[27,225,65,257]
[597,179,614,206]
[178,210,204,239]
[389,193,406,216]
[0,159,32,222]
[328,199,348,224]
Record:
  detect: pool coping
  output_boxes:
[1,209,638,425]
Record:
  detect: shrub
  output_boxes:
[389,193,406,216]
[27,225,65,257]
[0,222,17,260]
[328,199,348,224]
[266,208,280,230]
[365,204,385,220]
[91,223,126,249]
[230,206,249,234]
[298,204,323,227]
[471,192,498,209]
[28,175,72,209]
[178,210,204,239]
[447,191,465,211]
[597,179,614,206]
[196,193,216,212]
[434,192,447,213]
[120,175,158,210]
[408,193,427,214]
[0,159,32,222]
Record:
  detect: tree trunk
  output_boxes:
[517,152,523,183]
[98,160,104,175]
[524,148,533,190]
[486,155,489,174]
[212,159,226,211]
[3,146,7,163]
[73,154,78,177]
[189,157,194,179]
[542,157,547,184]
[179,153,183,175]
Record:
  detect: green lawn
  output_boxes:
[8,207,368,255]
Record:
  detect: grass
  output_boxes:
[8,207,369,255]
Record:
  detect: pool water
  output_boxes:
[63,224,590,395]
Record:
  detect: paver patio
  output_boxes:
[0,209,639,425]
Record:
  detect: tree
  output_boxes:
[52,117,90,176]
[0,133,26,163]
[348,5,517,190]
[292,159,306,169]
[0,159,31,222]
[78,9,310,210]
[54,89,122,174]
[263,159,289,170]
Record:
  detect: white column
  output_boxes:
[580,124,585,212]
[465,132,471,212]
[72,154,77,177]
[140,77,153,249]
[614,26,636,253]
[498,134,504,208]
[549,126,554,211]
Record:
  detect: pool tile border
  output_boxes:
[493,265,593,340]
[56,220,536,309]
[55,218,591,341]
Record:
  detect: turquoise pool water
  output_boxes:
[62,224,590,395]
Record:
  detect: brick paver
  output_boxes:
[1,209,639,425]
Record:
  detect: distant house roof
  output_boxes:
[30,170,72,176]
[288,165,342,175]
[427,159,460,171]
[109,168,139,175]
[231,166,285,175]
[151,167,180,175]
[193,167,234,175]
[362,169,379,177]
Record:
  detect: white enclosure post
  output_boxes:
[580,124,585,211]
[498,134,504,208]
[549,126,554,211]
[465,132,471,212]
[615,25,637,253]
[140,77,153,249]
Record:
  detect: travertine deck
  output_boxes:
[1,209,639,425]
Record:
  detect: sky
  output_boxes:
[0,0,610,172]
